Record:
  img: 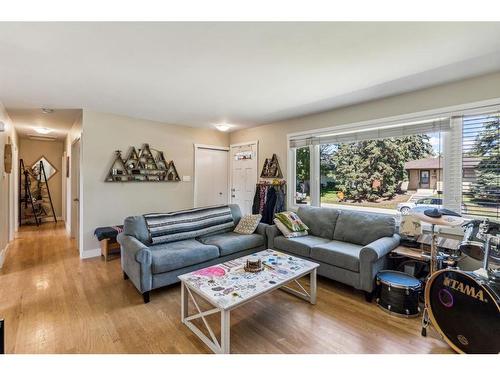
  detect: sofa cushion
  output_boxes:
[198,232,265,256]
[297,206,340,240]
[311,240,363,272]
[150,239,220,274]
[123,216,151,245]
[333,210,396,246]
[273,235,330,258]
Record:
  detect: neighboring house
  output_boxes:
[405,156,480,192]
[405,157,443,191]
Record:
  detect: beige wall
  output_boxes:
[19,138,64,218]
[0,101,18,267]
[80,110,229,255]
[230,72,500,179]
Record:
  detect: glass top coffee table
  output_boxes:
[179,249,319,354]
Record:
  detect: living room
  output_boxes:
[0,2,499,374]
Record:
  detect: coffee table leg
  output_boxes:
[221,310,231,354]
[181,281,188,322]
[310,268,317,305]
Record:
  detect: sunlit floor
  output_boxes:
[0,222,453,353]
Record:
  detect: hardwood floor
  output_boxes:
[0,223,453,354]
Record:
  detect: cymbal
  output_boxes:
[410,207,465,227]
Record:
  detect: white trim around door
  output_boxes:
[194,144,230,208]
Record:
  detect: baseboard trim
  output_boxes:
[0,242,11,268]
[81,248,101,259]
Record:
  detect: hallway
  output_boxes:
[0,223,452,354]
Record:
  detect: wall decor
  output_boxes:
[260,153,282,178]
[66,156,70,178]
[105,144,180,182]
[4,143,12,174]
[32,156,58,180]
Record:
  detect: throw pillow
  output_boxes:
[234,214,262,234]
[275,211,309,232]
[274,219,308,238]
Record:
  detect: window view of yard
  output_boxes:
[295,132,444,214]
[295,115,499,219]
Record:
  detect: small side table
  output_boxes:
[100,239,121,261]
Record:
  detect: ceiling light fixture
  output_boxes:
[41,108,54,114]
[215,123,232,132]
[34,127,52,135]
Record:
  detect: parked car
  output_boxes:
[397,197,443,215]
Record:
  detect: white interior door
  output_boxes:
[230,142,258,216]
[195,146,229,207]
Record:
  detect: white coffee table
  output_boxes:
[179,249,319,354]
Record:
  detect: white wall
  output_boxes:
[0,101,18,267]
[230,71,500,178]
[79,110,229,257]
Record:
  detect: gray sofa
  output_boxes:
[266,206,400,300]
[117,204,269,303]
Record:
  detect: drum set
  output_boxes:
[411,207,500,354]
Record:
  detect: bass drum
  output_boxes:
[426,269,500,354]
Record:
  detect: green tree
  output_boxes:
[331,134,434,201]
[470,118,499,204]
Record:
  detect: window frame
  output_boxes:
[287,98,500,228]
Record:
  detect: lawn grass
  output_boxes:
[320,189,411,210]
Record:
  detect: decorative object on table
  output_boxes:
[252,180,286,224]
[233,214,262,234]
[376,270,422,318]
[105,144,180,182]
[19,158,57,226]
[260,153,283,178]
[273,218,308,238]
[244,257,263,273]
[3,143,12,174]
[275,211,309,232]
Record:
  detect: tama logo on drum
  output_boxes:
[443,277,488,303]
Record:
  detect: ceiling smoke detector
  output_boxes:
[41,108,54,114]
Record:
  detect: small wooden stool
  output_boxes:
[100,239,121,261]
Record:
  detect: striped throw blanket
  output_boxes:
[143,206,235,244]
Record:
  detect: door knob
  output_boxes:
[218,192,223,195]
[73,198,79,202]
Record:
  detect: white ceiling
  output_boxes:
[1,22,500,132]
[8,108,81,140]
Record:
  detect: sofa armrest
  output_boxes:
[360,234,400,263]
[118,233,153,293]
[265,224,281,249]
[358,234,400,293]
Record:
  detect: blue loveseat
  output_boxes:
[118,204,269,303]
[267,206,400,299]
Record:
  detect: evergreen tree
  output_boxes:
[471,118,499,204]
[330,134,434,201]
